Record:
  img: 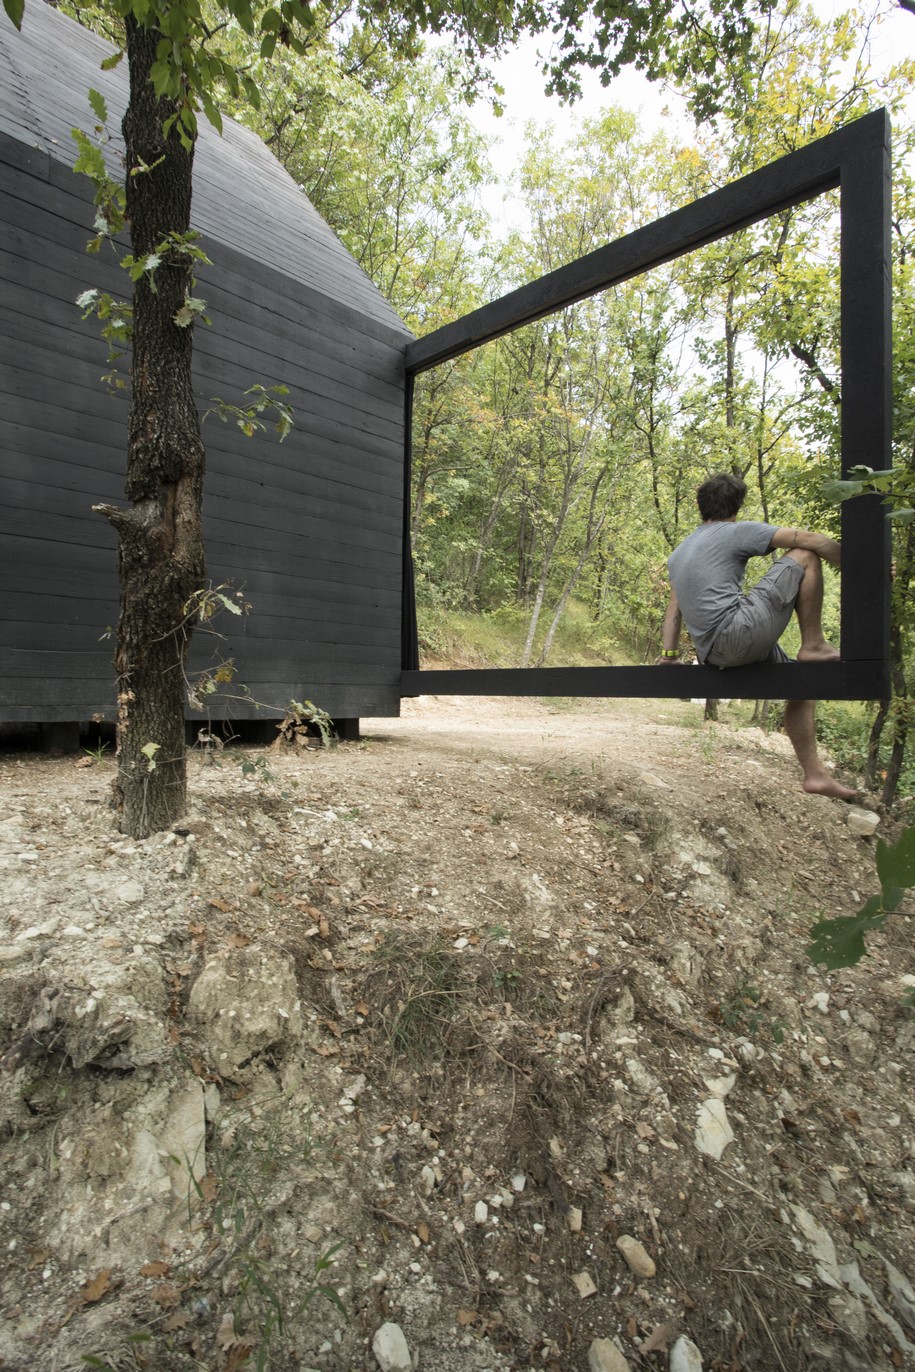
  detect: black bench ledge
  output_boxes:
[400,660,889,702]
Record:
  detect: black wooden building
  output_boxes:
[1,1,412,733]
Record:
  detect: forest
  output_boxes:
[62,0,915,806]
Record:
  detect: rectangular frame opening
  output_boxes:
[401,109,892,702]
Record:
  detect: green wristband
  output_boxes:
[661,649,679,659]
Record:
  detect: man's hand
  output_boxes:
[658,589,683,663]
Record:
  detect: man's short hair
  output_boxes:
[697,473,747,521]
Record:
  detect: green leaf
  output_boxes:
[260,32,277,59]
[88,88,108,125]
[174,297,208,327]
[201,92,223,136]
[2,0,24,29]
[140,741,160,772]
[100,50,124,71]
[887,507,915,523]
[807,895,888,970]
[821,478,866,504]
[875,827,915,911]
[848,466,899,480]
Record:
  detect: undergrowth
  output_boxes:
[417,599,632,669]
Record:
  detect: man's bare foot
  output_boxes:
[803,774,857,801]
[797,642,841,662]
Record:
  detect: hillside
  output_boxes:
[0,695,913,1372]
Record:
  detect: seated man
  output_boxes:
[659,472,855,800]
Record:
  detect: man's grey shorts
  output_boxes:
[705,556,805,668]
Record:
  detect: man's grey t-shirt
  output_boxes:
[667,520,778,662]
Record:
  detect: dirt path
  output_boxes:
[0,696,913,1372]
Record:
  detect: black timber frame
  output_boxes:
[400,109,892,703]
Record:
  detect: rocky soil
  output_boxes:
[0,695,913,1372]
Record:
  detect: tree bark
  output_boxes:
[100,17,206,838]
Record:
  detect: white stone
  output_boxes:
[0,944,31,965]
[187,946,303,1070]
[511,1173,526,1192]
[702,1072,736,1099]
[115,880,145,905]
[372,1322,411,1372]
[572,1270,598,1298]
[625,1056,658,1096]
[474,1201,488,1224]
[159,1083,207,1198]
[847,807,880,838]
[567,1206,583,1233]
[694,1099,735,1160]
[588,1338,632,1372]
[670,1335,704,1372]
[616,1234,656,1279]
[420,1165,436,1197]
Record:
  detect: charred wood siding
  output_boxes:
[0,5,411,724]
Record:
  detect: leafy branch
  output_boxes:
[204,384,295,441]
[810,468,915,986]
[808,828,915,979]
[821,464,915,525]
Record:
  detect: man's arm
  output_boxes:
[770,527,841,565]
[658,590,682,662]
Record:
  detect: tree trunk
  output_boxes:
[880,621,909,808]
[97,18,206,838]
[521,578,547,668]
[864,699,890,789]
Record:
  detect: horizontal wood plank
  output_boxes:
[401,661,889,702]
[407,111,889,374]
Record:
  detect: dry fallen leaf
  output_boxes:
[641,1322,675,1354]
[80,1269,111,1304]
[199,1172,219,1202]
[217,1314,239,1350]
[151,1283,181,1308]
[225,1344,254,1372]
[162,1312,189,1333]
[416,1222,430,1244]
[140,1260,171,1279]
[456,1309,478,1326]
[226,933,251,949]
[354,1000,370,1016]
[74,756,93,769]
[208,897,232,912]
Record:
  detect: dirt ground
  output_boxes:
[0,694,913,1372]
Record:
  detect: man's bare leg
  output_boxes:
[783,548,839,662]
[783,699,857,799]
